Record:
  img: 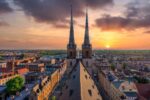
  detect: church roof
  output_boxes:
[59,60,102,100]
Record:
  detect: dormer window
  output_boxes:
[88,89,92,96]
[85,75,87,79]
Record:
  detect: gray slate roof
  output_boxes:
[59,60,102,100]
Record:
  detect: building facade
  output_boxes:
[29,69,60,100]
[0,72,19,85]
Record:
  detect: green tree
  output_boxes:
[110,64,115,71]
[6,76,25,94]
[51,96,56,100]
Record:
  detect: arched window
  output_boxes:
[70,51,73,57]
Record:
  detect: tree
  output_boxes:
[110,64,115,71]
[51,96,56,100]
[6,76,25,94]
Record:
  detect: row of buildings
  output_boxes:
[95,53,150,100]
[0,52,67,100]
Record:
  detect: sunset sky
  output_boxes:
[0,0,150,49]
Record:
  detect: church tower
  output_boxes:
[66,5,77,74]
[81,10,94,76]
[82,10,92,58]
[67,5,76,59]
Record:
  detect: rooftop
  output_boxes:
[59,60,102,100]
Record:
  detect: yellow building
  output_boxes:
[0,72,19,85]
[29,69,60,100]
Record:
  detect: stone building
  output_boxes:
[98,70,126,100]
[0,72,19,85]
[29,69,60,100]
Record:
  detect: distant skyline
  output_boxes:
[0,0,150,49]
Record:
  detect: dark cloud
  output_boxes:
[14,0,113,27]
[0,0,13,14]
[95,0,150,31]
[95,15,132,31]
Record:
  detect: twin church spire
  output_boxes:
[83,9,90,45]
[69,5,75,45]
[67,6,92,59]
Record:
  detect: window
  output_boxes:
[92,85,94,89]
[70,52,73,57]
[37,89,40,93]
[85,75,87,79]
[69,89,74,96]
[88,89,92,96]
[73,75,75,79]
[86,51,89,57]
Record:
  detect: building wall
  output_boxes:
[0,73,19,85]
[82,48,92,58]
[67,48,76,59]
[82,59,93,67]
[0,63,7,68]
[29,69,60,100]
[28,63,45,72]
[25,74,39,84]
[82,58,93,75]
[66,59,76,74]
[98,71,125,100]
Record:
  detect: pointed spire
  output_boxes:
[69,5,75,44]
[83,9,90,45]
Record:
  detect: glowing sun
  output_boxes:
[106,45,110,49]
